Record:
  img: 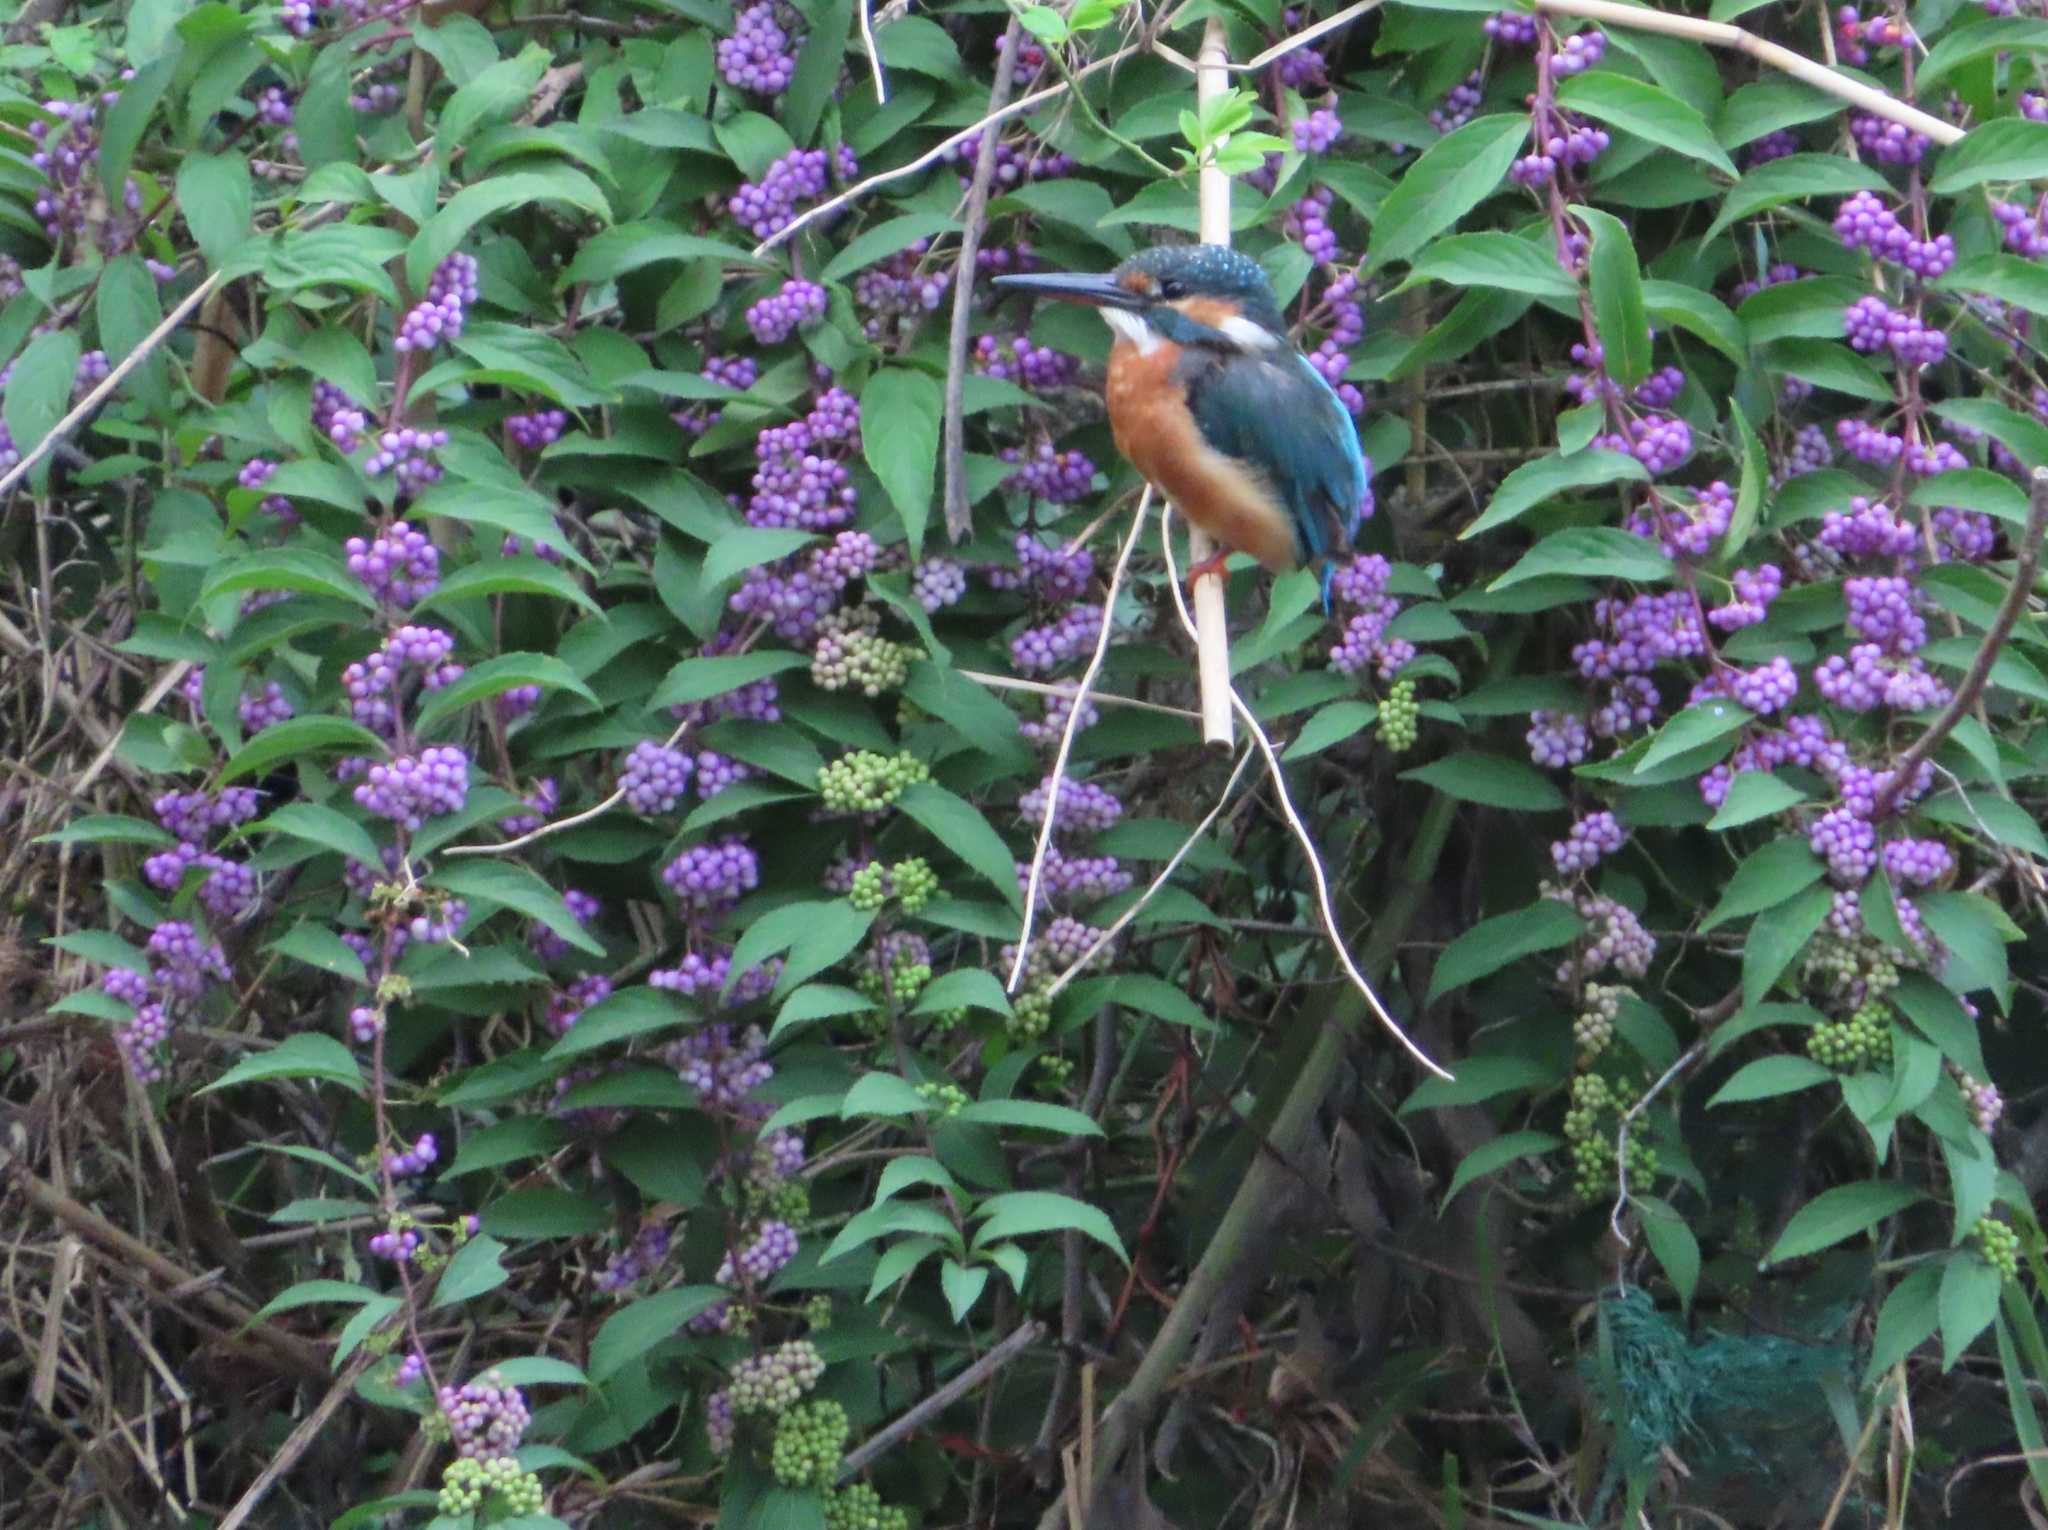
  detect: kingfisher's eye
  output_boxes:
[1160,277,1186,299]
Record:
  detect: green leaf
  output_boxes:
[1705,154,1887,242]
[909,967,1012,1018]
[955,1099,1103,1136]
[648,651,810,712]
[1930,118,2048,193]
[36,814,175,848]
[897,782,1023,909]
[1941,1255,2005,1369]
[201,548,377,610]
[1637,1195,1702,1311]
[1635,700,1752,776]
[219,717,387,783]
[1559,72,1736,176]
[1717,77,1841,147]
[482,1187,610,1239]
[861,368,943,552]
[413,652,599,733]
[778,903,875,994]
[268,923,369,984]
[1705,1055,1835,1107]
[202,1033,366,1096]
[176,152,253,272]
[972,1190,1128,1263]
[1763,1181,1924,1266]
[544,987,695,1061]
[1706,771,1809,831]
[1396,232,1580,300]
[1365,114,1531,273]
[1461,449,1646,539]
[702,528,815,590]
[1399,752,1565,810]
[1741,880,1835,1008]
[437,43,550,159]
[253,1279,383,1321]
[1427,899,1583,1000]
[1893,974,1989,1078]
[1909,466,2032,525]
[3,330,81,486]
[1440,1130,1563,1212]
[1401,1053,1558,1114]
[938,1259,989,1322]
[1867,1264,1943,1378]
[253,802,384,869]
[875,1155,961,1205]
[562,221,759,285]
[1064,973,1215,1031]
[414,555,602,617]
[1917,891,2012,1000]
[822,212,962,282]
[1700,835,1824,932]
[1282,700,1378,760]
[1642,279,1746,365]
[1766,338,1893,404]
[445,1118,568,1177]
[841,1071,931,1119]
[430,861,606,957]
[1491,527,1674,591]
[411,167,612,291]
[432,1233,511,1307]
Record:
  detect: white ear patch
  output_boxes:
[1217,314,1281,350]
[1100,307,1161,354]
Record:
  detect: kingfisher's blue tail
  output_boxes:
[1319,561,1336,613]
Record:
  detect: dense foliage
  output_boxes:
[6,0,2048,1524]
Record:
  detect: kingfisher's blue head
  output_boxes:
[993,243,1288,352]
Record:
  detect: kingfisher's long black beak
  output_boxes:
[991,271,1145,309]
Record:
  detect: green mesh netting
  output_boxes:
[1589,1288,1850,1509]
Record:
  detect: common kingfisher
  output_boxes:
[993,244,1369,601]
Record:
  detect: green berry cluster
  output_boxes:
[1574,984,1625,1061]
[1802,933,1899,1007]
[918,1080,969,1117]
[436,1455,544,1518]
[848,857,940,914]
[730,1340,825,1415]
[1806,1000,1893,1072]
[1035,1054,1076,1096]
[813,608,916,696]
[1008,987,1052,1043]
[771,1399,850,1487]
[1378,679,1419,752]
[818,751,930,813]
[827,1483,911,1530]
[856,948,932,1006]
[1562,1073,1656,1200]
[802,1293,835,1330]
[1974,1216,2021,1282]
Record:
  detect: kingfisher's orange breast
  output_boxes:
[1104,339,1300,573]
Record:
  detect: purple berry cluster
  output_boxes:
[440,1372,532,1459]
[973,333,1078,391]
[620,740,694,814]
[364,426,450,494]
[999,443,1097,504]
[505,408,568,452]
[345,523,440,606]
[314,381,368,451]
[343,625,464,737]
[1012,603,1107,675]
[663,837,761,917]
[745,279,828,344]
[354,746,471,831]
[728,145,856,240]
[944,131,1075,186]
[1833,192,1954,279]
[394,253,478,353]
[1551,811,1626,875]
[1328,553,1415,679]
[1018,775,1124,837]
[719,2,799,94]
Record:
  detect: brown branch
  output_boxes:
[1873,467,2048,816]
[837,1320,1043,1479]
[941,19,1023,545]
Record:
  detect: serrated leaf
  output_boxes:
[972,1190,1127,1263]
[413,653,599,733]
[1491,526,1674,590]
[648,651,809,712]
[1440,1130,1563,1212]
[1705,154,1887,242]
[1706,1054,1835,1107]
[955,1099,1103,1136]
[202,1033,366,1096]
[861,368,943,552]
[897,782,1023,909]
[1764,1181,1925,1265]
[1365,114,1531,272]
[1929,118,2048,194]
[1399,752,1565,810]
[430,861,606,957]
[431,1233,511,1307]
[1427,899,1583,1000]
[414,556,602,617]
[1706,771,1809,830]
[545,986,695,1061]
[1396,232,1580,300]
[1940,1254,2005,1369]
[1742,880,1835,1007]
[1559,72,1737,175]
[1636,700,1752,776]
[1462,449,1647,539]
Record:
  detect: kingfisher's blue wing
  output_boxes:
[1180,348,1368,573]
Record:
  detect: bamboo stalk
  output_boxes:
[1189,18,1237,751]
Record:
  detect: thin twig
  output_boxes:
[215,1352,377,1530]
[1533,0,1961,144]
[858,0,890,103]
[1160,498,1451,1081]
[1607,1037,1706,1254]
[943,20,1024,544]
[838,1321,1043,1479]
[1151,0,1384,74]
[1043,745,1256,1000]
[1872,467,2048,817]
[1007,490,1153,993]
[954,669,1201,722]
[0,270,227,500]
[444,714,696,856]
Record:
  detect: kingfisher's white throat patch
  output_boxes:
[1100,307,1161,354]
[1216,314,1281,350]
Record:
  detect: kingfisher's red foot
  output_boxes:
[1186,548,1231,589]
